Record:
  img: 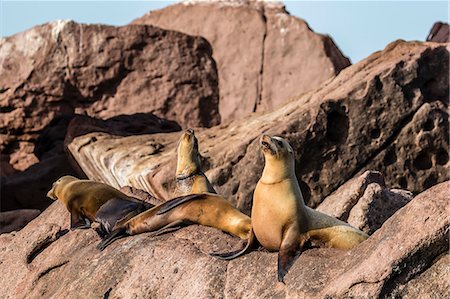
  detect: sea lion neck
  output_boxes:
[260,155,296,184]
[176,148,201,177]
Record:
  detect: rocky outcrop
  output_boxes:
[67,41,449,213]
[317,171,413,234]
[0,20,219,172]
[133,0,350,123]
[0,181,447,298]
[0,113,179,212]
[427,22,450,43]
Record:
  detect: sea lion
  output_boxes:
[97,192,252,251]
[174,128,216,197]
[47,176,153,235]
[212,135,368,283]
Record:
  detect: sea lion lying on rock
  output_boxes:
[47,176,153,236]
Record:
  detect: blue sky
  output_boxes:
[1,1,448,62]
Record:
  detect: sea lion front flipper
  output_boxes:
[156,193,209,215]
[70,212,90,230]
[97,227,129,251]
[149,220,194,237]
[277,230,307,283]
[210,228,256,260]
[96,198,153,234]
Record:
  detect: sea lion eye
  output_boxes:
[277,140,284,148]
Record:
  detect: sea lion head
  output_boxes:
[176,128,201,177]
[260,135,294,161]
[47,175,78,200]
[259,135,295,183]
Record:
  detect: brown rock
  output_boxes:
[426,22,450,43]
[317,171,413,234]
[391,254,450,298]
[317,170,386,220]
[134,0,350,123]
[0,209,41,234]
[0,181,447,298]
[67,41,449,213]
[0,154,16,176]
[359,101,449,194]
[346,183,412,234]
[0,20,219,172]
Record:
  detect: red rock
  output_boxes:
[426,22,450,43]
[67,41,449,214]
[133,0,350,123]
[0,181,446,298]
[0,20,219,172]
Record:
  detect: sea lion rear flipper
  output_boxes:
[97,227,129,251]
[210,228,256,260]
[149,220,194,237]
[156,194,209,215]
[277,230,307,283]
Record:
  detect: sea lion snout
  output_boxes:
[47,187,57,200]
[260,134,277,156]
[182,128,195,140]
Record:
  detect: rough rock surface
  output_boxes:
[0,20,219,172]
[360,101,449,193]
[133,0,350,123]
[391,253,450,298]
[67,41,449,213]
[426,22,450,43]
[317,171,413,234]
[0,209,41,234]
[1,113,179,212]
[0,181,447,298]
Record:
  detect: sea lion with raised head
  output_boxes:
[47,176,153,236]
[97,192,251,251]
[174,128,216,196]
[212,135,368,283]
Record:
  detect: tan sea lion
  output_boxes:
[47,176,153,236]
[213,135,368,283]
[97,192,252,251]
[174,128,216,196]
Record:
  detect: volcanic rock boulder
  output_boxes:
[0,20,219,172]
[426,22,450,43]
[67,41,449,214]
[134,0,350,122]
[317,171,413,234]
[0,181,447,298]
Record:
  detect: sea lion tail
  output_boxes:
[96,227,129,251]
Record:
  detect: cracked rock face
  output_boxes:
[0,181,447,298]
[133,0,350,123]
[0,20,219,173]
[67,41,449,214]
